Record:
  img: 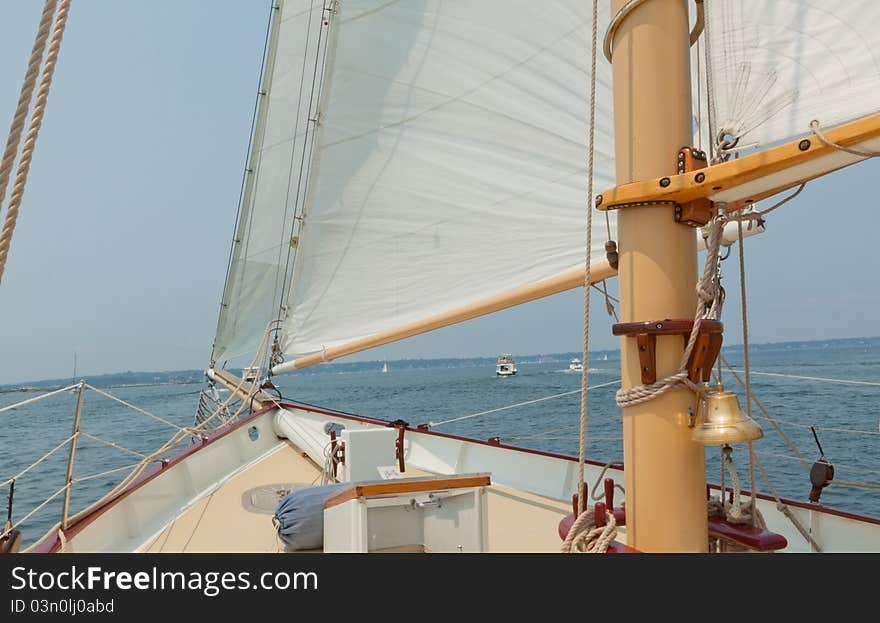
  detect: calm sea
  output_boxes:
[2,340,878,548]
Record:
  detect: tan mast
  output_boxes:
[611,0,707,551]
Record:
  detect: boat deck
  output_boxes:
[142,441,595,553]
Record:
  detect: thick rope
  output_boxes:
[810,119,880,158]
[577,0,600,518]
[0,1,56,220]
[560,507,617,553]
[615,216,725,408]
[0,0,70,286]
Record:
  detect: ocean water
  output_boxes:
[2,340,878,548]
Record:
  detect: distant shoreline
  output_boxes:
[3,335,877,391]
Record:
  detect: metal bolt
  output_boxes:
[798,139,811,151]
[695,172,705,183]
[660,177,671,187]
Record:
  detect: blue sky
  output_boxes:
[1,1,879,384]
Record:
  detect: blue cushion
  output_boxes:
[273,484,346,551]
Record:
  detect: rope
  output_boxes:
[0,433,75,488]
[726,369,880,388]
[0,382,80,414]
[78,431,149,459]
[73,462,145,484]
[0,0,70,286]
[810,119,880,158]
[721,356,810,469]
[756,450,880,477]
[736,217,759,523]
[560,506,617,553]
[1,483,68,537]
[427,380,621,428]
[85,384,191,433]
[576,0,600,518]
[752,454,821,551]
[0,0,56,211]
[750,417,880,437]
[615,216,725,408]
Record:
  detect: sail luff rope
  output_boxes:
[277,1,334,326]
[736,216,759,525]
[0,0,56,221]
[576,0,601,520]
[211,0,279,366]
[275,0,324,323]
[0,0,70,287]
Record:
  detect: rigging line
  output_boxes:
[0,433,75,489]
[0,0,69,287]
[276,1,331,320]
[212,0,279,365]
[755,450,880,478]
[810,119,880,158]
[751,454,821,552]
[0,0,56,218]
[428,380,621,428]
[827,480,880,491]
[0,383,80,414]
[720,354,809,469]
[84,384,190,433]
[2,483,69,537]
[736,215,759,523]
[73,462,145,484]
[577,0,600,518]
[725,369,880,388]
[275,0,324,321]
[750,414,880,437]
[755,182,805,217]
[78,431,149,459]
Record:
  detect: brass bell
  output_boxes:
[691,384,763,445]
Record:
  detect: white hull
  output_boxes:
[30,402,880,553]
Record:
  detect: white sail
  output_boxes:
[270,0,616,361]
[212,0,328,363]
[703,0,880,154]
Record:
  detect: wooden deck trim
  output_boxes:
[324,474,491,509]
[596,112,880,210]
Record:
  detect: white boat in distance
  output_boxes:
[2,0,880,555]
[495,354,517,377]
[569,359,584,372]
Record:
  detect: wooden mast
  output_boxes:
[611,0,707,551]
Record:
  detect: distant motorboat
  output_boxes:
[496,354,517,376]
[569,359,583,372]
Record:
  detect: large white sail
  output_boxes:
[212,1,328,363]
[270,0,617,361]
[703,0,880,155]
